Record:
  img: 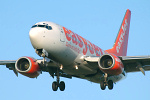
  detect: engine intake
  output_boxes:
[16,58,30,72]
[15,57,40,78]
[99,55,114,69]
[98,54,124,75]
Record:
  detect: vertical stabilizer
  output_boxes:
[105,9,131,56]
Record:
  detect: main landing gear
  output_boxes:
[52,81,65,91]
[100,73,114,90]
[52,69,65,91]
[40,53,66,91]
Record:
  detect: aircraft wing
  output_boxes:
[120,56,150,75]
[0,60,18,76]
[0,59,72,79]
[2,55,150,79]
[84,56,150,75]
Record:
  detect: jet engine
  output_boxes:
[15,57,40,78]
[98,54,124,75]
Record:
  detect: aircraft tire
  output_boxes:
[100,82,106,90]
[59,81,65,91]
[52,81,58,91]
[108,80,113,90]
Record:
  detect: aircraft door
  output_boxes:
[60,28,65,42]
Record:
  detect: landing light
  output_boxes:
[60,65,63,70]
[75,65,78,70]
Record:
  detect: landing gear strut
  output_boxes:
[52,68,65,91]
[100,73,114,90]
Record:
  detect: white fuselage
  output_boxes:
[29,21,126,83]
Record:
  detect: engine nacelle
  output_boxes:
[98,54,124,75]
[15,57,40,78]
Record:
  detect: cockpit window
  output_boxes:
[38,25,45,28]
[31,25,37,28]
[31,25,52,30]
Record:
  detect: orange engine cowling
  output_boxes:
[98,54,124,75]
[15,57,40,78]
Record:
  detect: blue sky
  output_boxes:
[0,0,150,100]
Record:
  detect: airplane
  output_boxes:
[1,9,150,91]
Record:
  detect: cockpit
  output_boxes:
[31,24,52,30]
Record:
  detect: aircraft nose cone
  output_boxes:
[29,29,37,39]
[29,28,43,49]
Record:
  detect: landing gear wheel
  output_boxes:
[59,81,65,91]
[108,80,113,90]
[52,68,66,91]
[100,81,106,90]
[52,81,58,91]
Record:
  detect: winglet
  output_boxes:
[105,9,131,56]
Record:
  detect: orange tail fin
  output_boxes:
[105,9,131,56]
